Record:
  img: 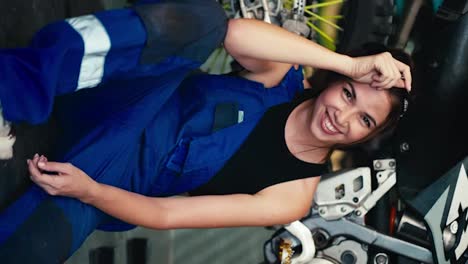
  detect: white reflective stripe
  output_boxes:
[66,15,111,90]
[0,135,15,160]
[237,110,244,123]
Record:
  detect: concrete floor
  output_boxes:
[0,1,275,263]
[66,226,273,264]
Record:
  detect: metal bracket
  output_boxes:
[264,216,434,264]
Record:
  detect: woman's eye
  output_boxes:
[342,87,352,100]
[362,116,371,128]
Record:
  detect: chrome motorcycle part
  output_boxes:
[320,239,367,264]
[443,225,457,252]
[282,19,310,37]
[264,215,433,263]
[314,168,372,220]
[312,228,331,250]
[373,253,389,264]
[314,159,396,220]
[277,222,337,263]
[307,258,335,264]
[357,161,396,217]
[237,0,282,22]
[284,221,316,263]
[228,0,395,50]
[399,142,410,152]
[292,0,305,17]
[373,159,396,171]
[414,160,468,263]
[449,220,458,234]
[394,210,430,248]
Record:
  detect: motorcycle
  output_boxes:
[218,0,468,263]
[264,157,468,264]
[205,0,394,74]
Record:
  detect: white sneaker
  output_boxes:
[0,106,15,160]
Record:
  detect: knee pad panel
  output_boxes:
[0,200,73,264]
[134,0,228,64]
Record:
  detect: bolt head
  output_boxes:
[375,161,382,168]
[375,253,388,264]
[400,142,410,152]
[450,221,458,234]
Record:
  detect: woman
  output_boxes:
[0,0,411,263]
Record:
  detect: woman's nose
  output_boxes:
[335,109,351,128]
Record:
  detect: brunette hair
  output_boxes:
[303,43,413,155]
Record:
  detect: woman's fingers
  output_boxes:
[395,78,407,89]
[395,59,412,91]
[371,72,394,89]
[28,154,70,196]
[351,51,412,91]
[370,53,412,91]
[372,78,394,90]
[37,160,75,175]
[27,154,95,200]
[28,158,57,193]
[28,154,45,180]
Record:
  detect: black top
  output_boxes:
[189,102,328,196]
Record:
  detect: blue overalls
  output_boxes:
[0,1,304,263]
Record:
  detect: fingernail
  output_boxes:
[34,153,39,158]
[38,162,45,167]
[27,159,31,164]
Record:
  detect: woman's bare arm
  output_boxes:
[85,177,319,229]
[223,18,352,87]
[223,19,411,90]
[28,156,320,229]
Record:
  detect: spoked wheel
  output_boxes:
[204,0,395,73]
[336,0,395,52]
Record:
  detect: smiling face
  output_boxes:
[309,80,392,147]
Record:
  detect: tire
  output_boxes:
[220,0,395,52]
[336,0,395,52]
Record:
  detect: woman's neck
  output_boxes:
[284,99,330,163]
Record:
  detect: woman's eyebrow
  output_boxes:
[345,81,377,127]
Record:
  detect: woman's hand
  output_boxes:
[28,154,98,202]
[346,52,412,92]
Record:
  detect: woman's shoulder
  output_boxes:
[237,64,304,89]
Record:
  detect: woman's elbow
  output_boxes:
[267,206,310,226]
[284,208,310,224]
[141,205,172,230]
[225,19,247,55]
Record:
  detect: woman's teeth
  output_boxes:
[324,116,338,133]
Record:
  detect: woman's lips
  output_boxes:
[321,111,341,135]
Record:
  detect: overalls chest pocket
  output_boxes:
[212,102,243,132]
[182,103,263,173]
[155,105,263,196]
